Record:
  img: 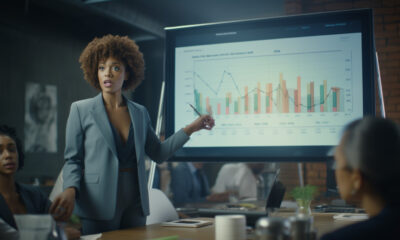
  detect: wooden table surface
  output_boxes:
[100,218,215,240]
[98,213,355,240]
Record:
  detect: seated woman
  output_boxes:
[0,125,80,239]
[321,117,400,240]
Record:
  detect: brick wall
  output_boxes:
[281,0,400,200]
[280,162,327,200]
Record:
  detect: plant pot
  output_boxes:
[296,199,312,216]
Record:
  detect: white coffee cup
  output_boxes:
[215,215,246,240]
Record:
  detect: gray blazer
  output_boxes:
[62,93,189,220]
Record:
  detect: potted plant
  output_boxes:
[290,185,318,216]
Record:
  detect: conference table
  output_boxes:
[98,213,354,240]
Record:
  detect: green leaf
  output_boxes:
[290,185,318,201]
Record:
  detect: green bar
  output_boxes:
[320,85,324,104]
[266,96,270,108]
[307,94,311,111]
[194,89,199,110]
[226,97,229,108]
[254,94,258,112]
[234,101,238,113]
[333,92,337,108]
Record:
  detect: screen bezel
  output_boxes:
[164,9,375,162]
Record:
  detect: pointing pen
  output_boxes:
[189,103,212,128]
[189,103,202,116]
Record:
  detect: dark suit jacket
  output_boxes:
[320,206,400,240]
[0,183,51,229]
[171,163,210,206]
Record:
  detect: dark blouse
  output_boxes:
[320,206,400,240]
[110,123,137,169]
[0,183,51,229]
[110,122,141,205]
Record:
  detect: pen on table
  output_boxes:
[189,103,202,116]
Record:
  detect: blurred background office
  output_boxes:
[1,0,399,209]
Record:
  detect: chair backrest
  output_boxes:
[49,169,63,202]
[146,188,178,225]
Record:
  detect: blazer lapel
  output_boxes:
[127,101,143,162]
[90,93,118,158]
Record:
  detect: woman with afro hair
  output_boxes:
[51,35,214,234]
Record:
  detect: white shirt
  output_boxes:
[212,163,257,200]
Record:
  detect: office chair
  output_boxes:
[146,188,179,225]
[266,180,286,209]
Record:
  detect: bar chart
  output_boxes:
[174,33,363,147]
[193,72,346,116]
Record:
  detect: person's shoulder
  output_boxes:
[72,95,98,107]
[221,163,238,170]
[175,163,188,169]
[67,95,99,113]
[218,163,241,175]
[173,163,190,174]
[320,217,386,240]
[320,223,365,240]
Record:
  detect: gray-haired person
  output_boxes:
[321,117,400,240]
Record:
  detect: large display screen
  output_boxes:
[165,9,375,161]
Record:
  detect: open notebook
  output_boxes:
[162,219,213,228]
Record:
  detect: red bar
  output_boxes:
[294,90,298,113]
[217,103,221,115]
[268,83,272,113]
[266,84,269,113]
[310,81,314,112]
[297,76,301,113]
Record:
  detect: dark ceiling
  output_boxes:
[2,0,284,41]
[118,0,284,26]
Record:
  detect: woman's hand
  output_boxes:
[184,114,215,136]
[50,187,76,221]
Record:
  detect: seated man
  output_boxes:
[212,163,265,200]
[171,162,210,206]
[171,162,229,206]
